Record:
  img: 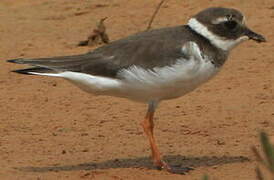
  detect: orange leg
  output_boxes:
[141,102,193,174]
[141,102,169,170]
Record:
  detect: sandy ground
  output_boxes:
[1,0,274,179]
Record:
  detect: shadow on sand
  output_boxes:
[15,154,250,173]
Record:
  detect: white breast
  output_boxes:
[117,42,219,102]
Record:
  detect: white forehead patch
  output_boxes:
[212,17,229,24]
[187,18,248,51]
[212,15,245,25]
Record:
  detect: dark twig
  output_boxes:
[252,146,266,164]
[96,17,109,44]
[255,167,265,180]
[146,0,166,31]
[78,17,109,47]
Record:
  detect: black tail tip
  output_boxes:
[11,69,33,75]
[7,58,24,64]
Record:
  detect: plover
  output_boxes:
[8,7,266,174]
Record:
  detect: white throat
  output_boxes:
[187,18,248,51]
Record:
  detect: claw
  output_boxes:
[155,161,194,174]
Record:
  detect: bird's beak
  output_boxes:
[244,27,266,43]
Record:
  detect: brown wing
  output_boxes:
[8,25,192,78]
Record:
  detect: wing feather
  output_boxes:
[8,25,191,78]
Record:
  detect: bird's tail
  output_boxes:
[7,55,91,76]
[7,59,58,76]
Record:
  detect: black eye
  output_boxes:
[224,20,238,30]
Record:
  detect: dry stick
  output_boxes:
[252,146,265,163]
[146,0,166,31]
[78,17,109,46]
[251,145,272,175]
[255,167,264,180]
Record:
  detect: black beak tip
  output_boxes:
[252,35,267,43]
[245,28,266,43]
[259,37,267,43]
[248,33,266,43]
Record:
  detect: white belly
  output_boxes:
[117,57,218,102]
[61,58,218,103]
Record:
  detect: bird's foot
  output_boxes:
[156,161,194,175]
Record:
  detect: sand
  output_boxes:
[1,0,274,179]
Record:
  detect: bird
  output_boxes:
[7,7,266,174]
